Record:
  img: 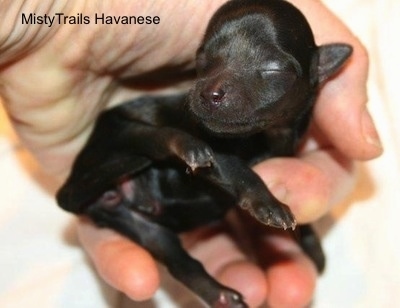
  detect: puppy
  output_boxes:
[57,0,352,306]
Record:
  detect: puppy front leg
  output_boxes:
[86,194,248,308]
[117,123,215,172]
[200,154,296,230]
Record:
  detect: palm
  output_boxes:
[0,1,222,180]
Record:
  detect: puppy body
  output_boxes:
[57,1,352,307]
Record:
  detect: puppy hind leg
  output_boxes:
[296,224,325,273]
[86,201,248,308]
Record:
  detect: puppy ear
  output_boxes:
[316,43,353,84]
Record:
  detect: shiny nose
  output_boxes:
[200,86,225,109]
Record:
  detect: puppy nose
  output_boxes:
[200,86,225,109]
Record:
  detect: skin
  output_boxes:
[0,1,382,307]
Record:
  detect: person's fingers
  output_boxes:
[78,218,267,307]
[216,261,268,307]
[77,212,318,308]
[314,43,382,160]
[254,148,355,223]
[76,218,160,301]
[260,233,318,308]
[289,0,382,160]
[214,252,315,308]
[182,226,267,307]
[183,222,317,308]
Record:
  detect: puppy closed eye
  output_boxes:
[260,59,285,72]
[259,59,299,76]
[259,70,297,98]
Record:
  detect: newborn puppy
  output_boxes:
[57,0,352,307]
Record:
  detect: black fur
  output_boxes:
[57,0,352,307]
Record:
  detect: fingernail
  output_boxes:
[267,182,288,203]
[362,108,382,149]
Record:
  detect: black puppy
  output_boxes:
[57,0,352,307]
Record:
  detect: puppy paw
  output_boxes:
[240,199,296,230]
[213,289,248,308]
[183,144,214,172]
[170,137,215,171]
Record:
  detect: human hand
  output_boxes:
[0,1,381,307]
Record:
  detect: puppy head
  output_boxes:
[187,0,352,137]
